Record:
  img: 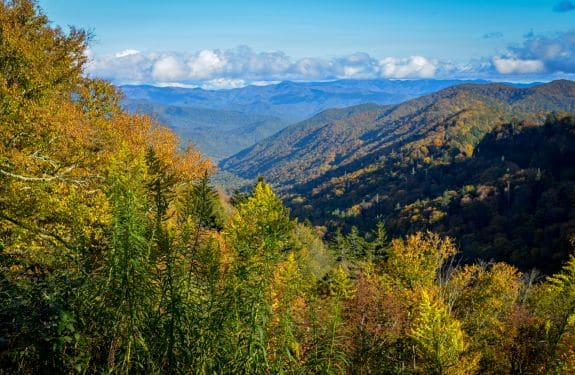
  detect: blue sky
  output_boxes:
[39,0,575,87]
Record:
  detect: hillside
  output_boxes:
[221,80,575,271]
[122,79,539,162]
[122,80,489,160]
[294,114,575,272]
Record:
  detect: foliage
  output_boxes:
[410,291,479,375]
[1,2,575,374]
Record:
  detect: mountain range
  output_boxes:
[120,79,494,160]
[221,80,575,187]
[220,80,575,271]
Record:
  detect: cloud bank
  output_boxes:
[85,46,441,88]
[85,35,575,88]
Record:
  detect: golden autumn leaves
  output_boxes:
[0,0,210,261]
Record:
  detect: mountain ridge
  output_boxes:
[220,80,575,189]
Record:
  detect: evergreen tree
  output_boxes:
[181,171,225,230]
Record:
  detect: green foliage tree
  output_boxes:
[370,221,390,259]
[530,253,575,372]
[224,179,295,372]
[102,148,154,373]
[306,265,353,374]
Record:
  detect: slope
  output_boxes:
[221,80,575,190]
[221,80,575,271]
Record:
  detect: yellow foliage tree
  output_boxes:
[0,0,209,267]
[447,263,522,373]
[411,291,479,375]
[384,231,457,291]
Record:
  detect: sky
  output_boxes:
[39,0,575,88]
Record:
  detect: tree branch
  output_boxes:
[0,165,77,182]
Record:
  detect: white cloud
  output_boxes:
[333,52,380,78]
[115,49,140,58]
[188,49,226,79]
[292,58,332,79]
[492,57,545,74]
[200,78,246,90]
[505,31,575,74]
[89,45,544,86]
[155,82,198,88]
[152,55,187,81]
[85,50,157,83]
[380,56,437,78]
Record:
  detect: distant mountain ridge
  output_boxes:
[121,79,490,123]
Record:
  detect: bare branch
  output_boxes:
[0,165,77,182]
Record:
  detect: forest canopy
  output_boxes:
[1,1,575,374]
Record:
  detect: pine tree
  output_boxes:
[371,221,390,259]
[181,171,225,230]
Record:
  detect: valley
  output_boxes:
[121,79,489,160]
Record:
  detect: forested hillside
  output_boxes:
[121,79,492,161]
[2,1,575,374]
[291,114,575,272]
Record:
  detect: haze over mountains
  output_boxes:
[121,79,492,160]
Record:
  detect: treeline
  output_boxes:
[1,1,575,374]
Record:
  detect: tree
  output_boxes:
[101,147,154,373]
[181,171,225,230]
[447,262,523,373]
[384,232,457,291]
[370,221,390,259]
[411,291,479,375]
[530,254,575,372]
[223,179,294,372]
